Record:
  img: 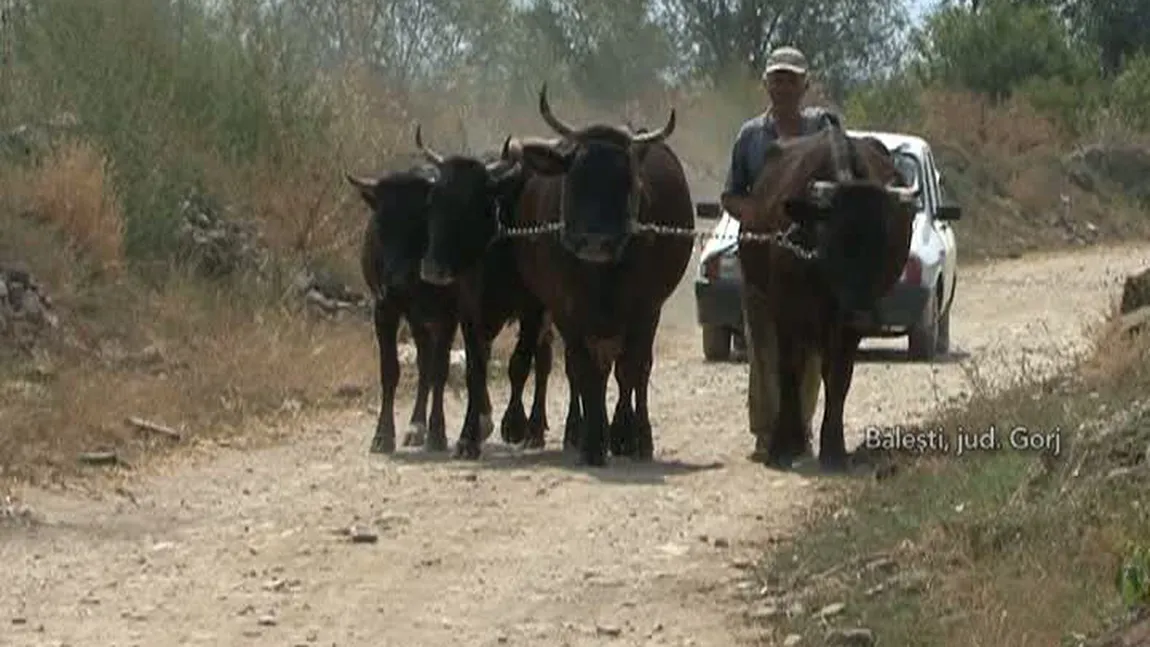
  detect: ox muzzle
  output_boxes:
[560,230,631,264]
[419,257,456,286]
[559,189,643,264]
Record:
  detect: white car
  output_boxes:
[692,129,961,361]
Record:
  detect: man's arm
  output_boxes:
[721,126,749,200]
[720,125,755,220]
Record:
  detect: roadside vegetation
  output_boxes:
[2,0,1150,501]
[746,295,1150,646]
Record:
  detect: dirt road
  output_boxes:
[4,241,1148,647]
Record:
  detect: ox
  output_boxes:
[345,165,460,454]
[722,123,917,471]
[501,85,695,466]
[411,125,559,459]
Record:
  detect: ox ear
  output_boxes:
[518,141,574,176]
[783,196,823,227]
[486,163,522,197]
[346,173,380,209]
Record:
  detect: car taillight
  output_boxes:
[902,255,922,284]
[703,256,720,281]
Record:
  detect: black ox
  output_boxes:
[496,85,696,466]
[345,165,459,454]
[411,126,558,459]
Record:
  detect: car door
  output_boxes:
[927,152,958,311]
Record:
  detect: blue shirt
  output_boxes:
[721,107,842,200]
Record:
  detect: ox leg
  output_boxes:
[525,315,553,449]
[610,311,659,460]
[370,301,401,454]
[818,330,861,472]
[454,320,492,460]
[500,320,533,445]
[563,343,583,451]
[629,312,660,462]
[569,341,611,467]
[403,322,432,447]
[799,350,823,445]
[425,319,455,452]
[608,371,635,458]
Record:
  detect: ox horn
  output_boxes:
[486,135,517,175]
[631,108,677,144]
[345,173,379,191]
[414,123,444,166]
[538,84,577,139]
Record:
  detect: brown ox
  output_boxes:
[502,85,694,466]
[722,123,917,471]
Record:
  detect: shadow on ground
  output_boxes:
[700,346,971,366]
[855,347,971,364]
[380,445,726,485]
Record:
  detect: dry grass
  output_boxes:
[749,311,1150,646]
[0,266,382,486]
[0,144,386,485]
[5,140,126,276]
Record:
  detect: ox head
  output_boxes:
[780,129,918,315]
[505,84,676,263]
[345,166,435,290]
[412,125,521,286]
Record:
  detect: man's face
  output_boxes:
[765,70,806,111]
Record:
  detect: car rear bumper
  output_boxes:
[694,278,744,330]
[873,282,931,330]
[695,276,929,334]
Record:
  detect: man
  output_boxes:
[720,45,841,464]
[722,46,841,210]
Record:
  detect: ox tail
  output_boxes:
[799,350,822,437]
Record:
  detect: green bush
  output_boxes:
[843,75,924,131]
[1109,53,1150,132]
[1117,543,1150,610]
[1016,75,1105,137]
[5,0,332,262]
[914,1,1096,102]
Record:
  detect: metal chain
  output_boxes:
[494,218,818,260]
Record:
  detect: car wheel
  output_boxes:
[702,325,732,361]
[935,301,951,356]
[936,274,955,356]
[731,329,748,362]
[907,288,939,362]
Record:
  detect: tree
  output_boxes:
[913,0,1094,101]
[657,0,909,98]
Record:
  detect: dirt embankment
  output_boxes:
[3,239,1146,646]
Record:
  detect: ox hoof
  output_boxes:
[426,429,449,453]
[749,449,795,471]
[479,414,495,443]
[454,441,482,461]
[580,446,608,468]
[819,453,849,473]
[500,406,528,444]
[523,433,546,450]
[403,423,428,447]
[370,433,396,455]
